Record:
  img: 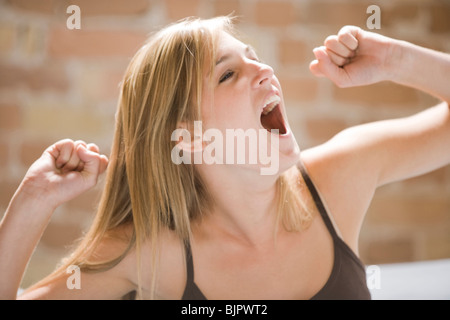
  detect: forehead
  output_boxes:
[215,31,248,56]
[203,31,250,78]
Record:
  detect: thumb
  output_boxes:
[309,59,324,77]
[76,145,104,178]
[311,47,336,77]
[309,47,327,77]
[310,46,350,87]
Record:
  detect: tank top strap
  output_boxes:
[184,240,195,283]
[182,240,208,300]
[297,160,340,240]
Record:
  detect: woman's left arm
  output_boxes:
[308,26,450,187]
[310,25,450,103]
[389,39,450,104]
[302,27,450,248]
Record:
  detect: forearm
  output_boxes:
[0,184,55,299]
[389,39,450,104]
[0,140,108,299]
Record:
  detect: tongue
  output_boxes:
[260,105,287,134]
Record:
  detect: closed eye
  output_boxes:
[219,70,234,84]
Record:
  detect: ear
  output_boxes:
[172,121,206,154]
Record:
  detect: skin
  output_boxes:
[1,25,449,299]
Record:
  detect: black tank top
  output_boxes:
[182,162,371,300]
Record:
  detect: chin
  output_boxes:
[278,141,301,173]
[257,130,301,177]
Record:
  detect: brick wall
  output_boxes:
[0,0,449,288]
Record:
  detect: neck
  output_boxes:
[196,164,281,247]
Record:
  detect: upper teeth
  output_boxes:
[262,95,280,115]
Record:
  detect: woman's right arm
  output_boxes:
[0,139,114,299]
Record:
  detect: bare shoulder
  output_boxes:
[88,224,187,299]
[19,223,138,300]
[19,224,187,300]
[138,227,187,299]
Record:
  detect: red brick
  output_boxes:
[40,221,85,248]
[214,0,242,17]
[48,28,147,58]
[424,229,450,260]
[305,117,348,144]
[382,4,420,28]
[429,3,450,33]
[278,75,319,102]
[0,63,69,92]
[279,38,309,66]
[6,0,150,16]
[0,141,8,166]
[333,82,420,107]
[5,0,55,14]
[70,0,150,16]
[66,184,103,213]
[366,194,450,228]
[303,2,368,29]
[100,69,125,100]
[254,1,297,27]
[80,66,126,101]
[0,22,16,55]
[0,103,22,131]
[22,101,110,141]
[0,180,19,210]
[19,139,53,167]
[165,0,201,21]
[364,236,415,264]
[401,167,449,189]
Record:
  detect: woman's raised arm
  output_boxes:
[302,27,450,251]
[0,139,109,299]
[310,25,450,103]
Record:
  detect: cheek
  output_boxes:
[202,85,257,131]
[216,100,255,130]
[202,93,237,126]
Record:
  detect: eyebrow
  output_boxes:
[215,45,257,66]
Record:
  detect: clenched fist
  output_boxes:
[309,26,395,88]
[21,139,109,210]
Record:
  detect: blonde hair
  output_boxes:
[28,16,312,299]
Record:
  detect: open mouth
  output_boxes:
[260,95,287,135]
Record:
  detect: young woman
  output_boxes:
[1,16,449,300]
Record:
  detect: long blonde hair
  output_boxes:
[28,16,312,299]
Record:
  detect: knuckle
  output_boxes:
[337,32,349,42]
[87,143,100,153]
[60,138,74,144]
[61,139,75,149]
[340,25,356,33]
[74,140,87,148]
[324,35,337,46]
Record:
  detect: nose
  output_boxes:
[248,60,274,89]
